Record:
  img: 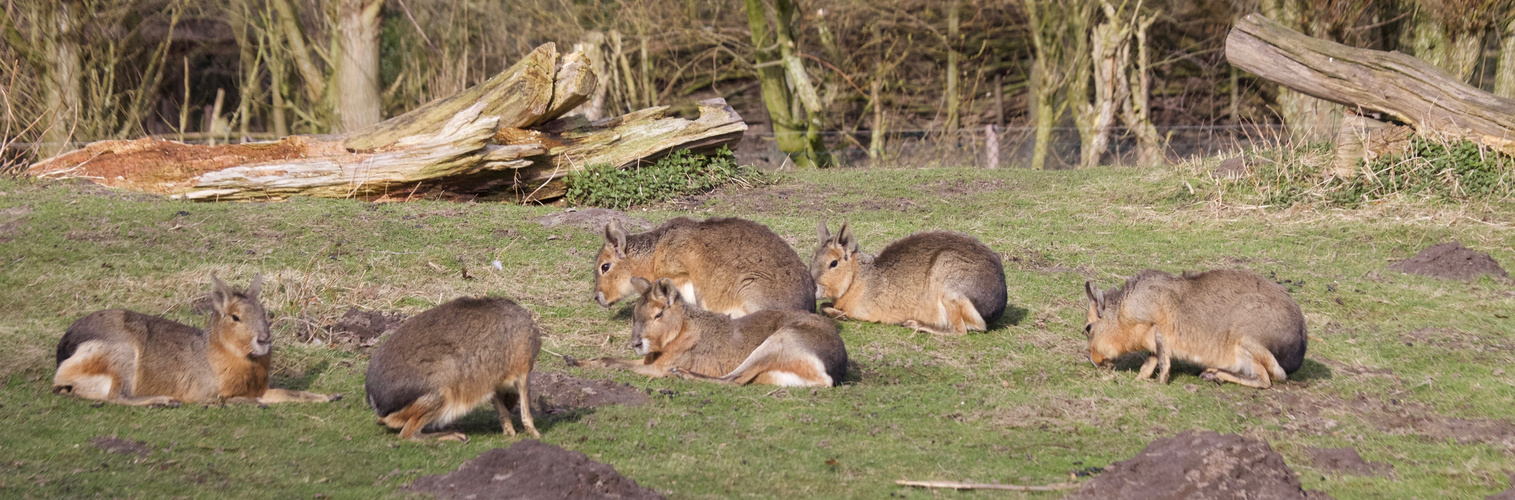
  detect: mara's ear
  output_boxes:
[1084,281,1105,317]
[817,220,830,244]
[604,219,627,258]
[211,273,232,312]
[247,274,263,300]
[630,276,652,296]
[652,278,680,307]
[837,221,857,252]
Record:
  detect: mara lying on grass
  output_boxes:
[568,277,847,387]
[810,221,1006,335]
[365,296,541,442]
[1084,269,1308,389]
[594,217,815,317]
[52,274,340,407]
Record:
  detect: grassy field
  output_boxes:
[1,164,1512,499]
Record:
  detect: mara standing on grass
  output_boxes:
[593,217,815,317]
[365,296,542,442]
[1083,269,1307,389]
[810,221,1007,335]
[568,277,848,387]
[52,274,341,407]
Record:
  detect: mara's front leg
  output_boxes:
[258,388,343,403]
[565,355,672,378]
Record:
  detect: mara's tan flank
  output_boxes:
[365,296,541,442]
[811,221,1007,335]
[594,217,815,317]
[52,275,339,407]
[569,277,847,387]
[1084,269,1308,389]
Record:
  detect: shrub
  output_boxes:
[1330,137,1514,206]
[563,146,765,209]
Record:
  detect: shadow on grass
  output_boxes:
[993,304,1029,328]
[1105,353,1333,385]
[1290,358,1332,382]
[445,400,594,436]
[270,360,330,391]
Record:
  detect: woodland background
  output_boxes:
[2,0,1514,171]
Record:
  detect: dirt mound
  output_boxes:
[1388,242,1508,281]
[531,371,649,411]
[406,440,663,500]
[332,307,407,346]
[1067,431,1329,500]
[1305,447,1393,477]
[92,435,151,457]
[536,208,651,233]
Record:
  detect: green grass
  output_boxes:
[0,166,1512,499]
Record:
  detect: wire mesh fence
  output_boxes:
[735,124,1289,169]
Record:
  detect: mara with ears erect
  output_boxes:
[365,296,541,442]
[810,221,1007,335]
[593,217,815,317]
[52,274,340,407]
[1084,269,1308,389]
[568,277,847,387]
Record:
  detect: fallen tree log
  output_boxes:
[1226,13,1515,157]
[26,43,745,202]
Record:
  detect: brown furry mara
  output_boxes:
[811,221,1007,335]
[594,216,815,317]
[364,296,542,442]
[1084,269,1308,389]
[568,277,847,387]
[52,274,340,407]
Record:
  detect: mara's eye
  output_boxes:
[654,311,663,319]
[1083,324,1092,334]
[600,263,611,273]
[231,314,242,322]
[828,260,838,269]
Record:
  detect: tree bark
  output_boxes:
[1496,18,1515,99]
[1124,8,1162,166]
[269,0,326,104]
[744,0,828,168]
[1226,13,1515,156]
[1082,1,1129,168]
[26,45,744,203]
[38,1,83,157]
[944,0,961,132]
[333,0,385,132]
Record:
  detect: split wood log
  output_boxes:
[1226,13,1515,157]
[26,43,746,202]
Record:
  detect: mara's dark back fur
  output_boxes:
[364,297,541,418]
[56,310,207,368]
[641,217,814,312]
[872,231,1007,323]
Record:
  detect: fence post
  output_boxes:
[984,124,999,169]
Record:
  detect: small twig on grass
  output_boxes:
[895,479,1080,492]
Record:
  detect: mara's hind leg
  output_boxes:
[258,388,342,404]
[947,295,988,333]
[1154,332,1172,384]
[1200,341,1281,389]
[385,395,467,442]
[1201,368,1272,389]
[1136,356,1159,380]
[54,343,179,407]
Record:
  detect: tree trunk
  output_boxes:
[1226,13,1515,157]
[944,0,961,132]
[744,0,827,168]
[269,0,326,105]
[38,1,83,157]
[1496,18,1515,99]
[1082,2,1129,169]
[1124,9,1162,166]
[27,45,744,203]
[333,0,385,132]
[569,31,610,121]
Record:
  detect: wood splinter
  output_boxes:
[894,479,1080,492]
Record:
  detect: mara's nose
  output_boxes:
[595,291,608,307]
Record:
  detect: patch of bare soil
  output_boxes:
[1240,388,1515,450]
[1400,327,1514,354]
[536,208,652,233]
[531,371,649,412]
[331,307,407,346]
[1305,447,1394,477]
[1067,431,1330,500]
[922,178,1009,197]
[405,440,663,500]
[1388,241,1508,281]
[92,435,151,457]
[0,204,29,243]
[1489,474,1515,500]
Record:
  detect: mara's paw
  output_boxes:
[821,307,848,320]
[157,398,183,408]
[1200,369,1221,383]
[436,432,469,443]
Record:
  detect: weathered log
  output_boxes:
[26,44,745,203]
[1226,13,1515,156]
